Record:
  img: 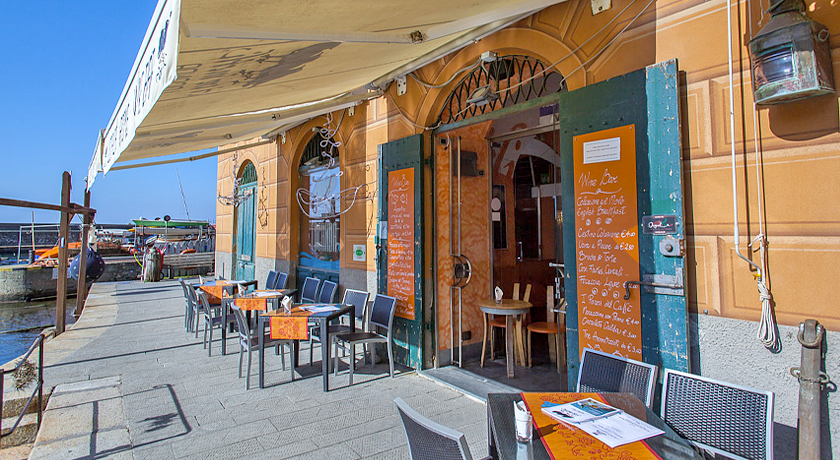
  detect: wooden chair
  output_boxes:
[525,286,566,372]
[481,283,530,367]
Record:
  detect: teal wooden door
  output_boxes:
[559,60,688,388]
[377,134,425,370]
[235,165,257,281]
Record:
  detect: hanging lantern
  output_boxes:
[748,0,835,105]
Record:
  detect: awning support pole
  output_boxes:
[75,189,93,319]
[55,172,72,336]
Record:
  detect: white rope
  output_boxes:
[726,0,778,349]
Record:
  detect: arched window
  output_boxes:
[437,55,566,125]
[298,134,341,266]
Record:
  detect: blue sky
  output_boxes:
[0,1,217,225]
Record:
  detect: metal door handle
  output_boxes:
[624,279,683,299]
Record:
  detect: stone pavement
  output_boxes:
[29,279,489,459]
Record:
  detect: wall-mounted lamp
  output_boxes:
[466,85,499,106]
[748,0,835,105]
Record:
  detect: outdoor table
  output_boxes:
[196,279,259,303]
[478,299,532,378]
[223,288,296,355]
[258,303,353,391]
[486,392,702,460]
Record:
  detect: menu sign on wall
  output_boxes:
[573,125,642,360]
[387,168,416,320]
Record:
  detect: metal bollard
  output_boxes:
[790,319,829,460]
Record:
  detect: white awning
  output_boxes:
[89,0,565,186]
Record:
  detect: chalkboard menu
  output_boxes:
[387,168,416,320]
[573,125,642,359]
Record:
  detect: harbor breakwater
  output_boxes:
[0,258,142,301]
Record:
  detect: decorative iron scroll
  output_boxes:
[437,55,566,125]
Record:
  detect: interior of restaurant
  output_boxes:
[433,107,568,392]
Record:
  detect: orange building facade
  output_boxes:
[215,0,840,455]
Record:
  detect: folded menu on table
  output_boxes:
[542,399,664,448]
[251,290,285,297]
[299,304,340,313]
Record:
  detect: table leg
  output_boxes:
[505,315,515,378]
[321,319,330,391]
[258,317,265,389]
[515,315,526,367]
[221,301,227,355]
[291,340,299,381]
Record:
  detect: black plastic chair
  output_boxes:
[661,369,774,460]
[394,397,489,460]
[229,304,292,390]
[576,347,658,408]
[333,293,396,385]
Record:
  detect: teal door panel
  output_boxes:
[377,134,425,371]
[235,183,256,281]
[559,60,688,389]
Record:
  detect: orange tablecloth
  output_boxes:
[199,285,229,304]
[268,307,314,340]
[520,393,660,460]
[235,297,269,311]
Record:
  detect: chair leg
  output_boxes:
[481,313,488,368]
[208,323,213,357]
[527,330,532,368]
[334,339,339,376]
[238,345,244,378]
[246,348,252,390]
[349,343,355,386]
[203,320,208,349]
[387,340,394,378]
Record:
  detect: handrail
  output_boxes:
[0,332,45,447]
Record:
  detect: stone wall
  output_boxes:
[0,260,142,301]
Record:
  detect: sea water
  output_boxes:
[0,299,77,365]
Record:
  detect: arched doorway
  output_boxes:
[296,133,341,288]
[233,161,257,281]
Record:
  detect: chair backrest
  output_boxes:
[274,272,289,289]
[229,304,251,342]
[178,278,191,305]
[661,369,774,460]
[300,277,320,303]
[197,290,216,320]
[369,294,397,332]
[318,280,338,304]
[266,270,277,291]
[577,347,658,408]
[341,289,371,321]
[394,397,473,460]
[511,283,532,302]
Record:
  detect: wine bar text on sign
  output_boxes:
[573,125,642,360]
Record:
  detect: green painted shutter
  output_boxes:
[559,60,688,388]
[377,134,425,370]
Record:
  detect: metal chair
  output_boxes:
[333,293,396,385]
[577,347,658,408]
[178,279,193,331]
[299,276,320,303]
[317,280,338,304]
[265,270,278,291]
[661,369,774,460]
[310,288,370,365]
[394,397,490,460]
[229,304,292,390]
[197,290,236,357]
[273,272,289,289]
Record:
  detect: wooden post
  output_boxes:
[75,189,92,319]
[55,172,72,336]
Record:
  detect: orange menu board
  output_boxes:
[387,168,416,320]
[573,125,642,360]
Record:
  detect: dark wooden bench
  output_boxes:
[162,252,215,278]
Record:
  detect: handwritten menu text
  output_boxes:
[387,168,416,320]
[573,125,642,360]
